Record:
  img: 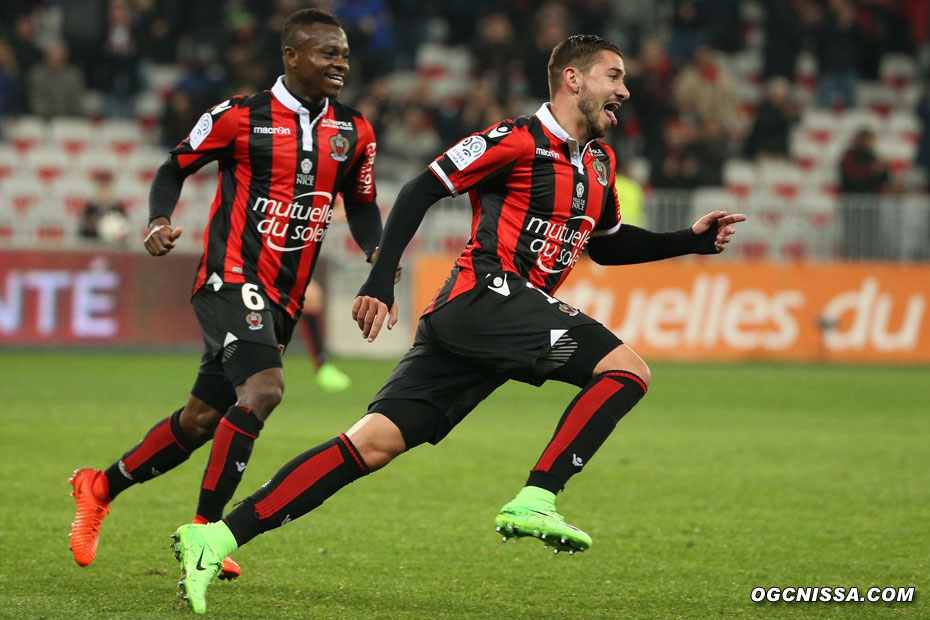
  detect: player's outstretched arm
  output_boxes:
[587,211,747,265]
[353,168,449,341]
[690,210,747,253]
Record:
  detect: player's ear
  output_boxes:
[563,66,581,94]
[283,46,298,70]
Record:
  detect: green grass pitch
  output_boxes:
[1,351,927,619]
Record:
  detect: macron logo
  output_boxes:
[536,147,561,160]
[253,126,292,135]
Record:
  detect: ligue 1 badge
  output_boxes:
[558,303,579,316]
[329,134,349,161]
[592,159,609,187]
[246,312,263,330]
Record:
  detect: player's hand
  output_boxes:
[692,210,747,253]
[144,220,183,256]
[352,295,398,342]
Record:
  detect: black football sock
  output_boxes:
[104,408,206,499]
[526,371,647,494]
[223,433,368,546]
[300,314,328,368]
[195,405,264,523]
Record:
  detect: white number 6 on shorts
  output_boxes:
[241,283,265,310]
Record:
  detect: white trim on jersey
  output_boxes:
[271,75,330,152]
[429,161,457,196]
[534,103,600,173]
[591,220,622,237]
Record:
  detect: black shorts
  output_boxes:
[368,271,622,448]
[189,284,297,411]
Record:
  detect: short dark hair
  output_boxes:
[281,8,341,51]
[547,34,622,98]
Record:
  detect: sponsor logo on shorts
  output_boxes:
[246,312,263,330]
[487,273,511,296]
[330,134,349,161]
[447,135,487,170]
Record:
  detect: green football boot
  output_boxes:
[316,362,351,393]
[171,523,237,614]
[494,486,592,554]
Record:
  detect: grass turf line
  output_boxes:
[0,351,927,619]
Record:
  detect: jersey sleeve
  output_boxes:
[428,119,525,196]
[593,147,621,237]
[340,115,377,204]
[168,97,243,174]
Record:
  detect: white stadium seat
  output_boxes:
[25,146,72,182]
[49,117,95,154]
[723,159,758,198]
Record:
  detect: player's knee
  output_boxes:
[346,413,406,472]
[594,345,651,387]
[351,428,405,471]
[237,370,285,418]
[633,361,651,386]
[249,383,283,417]
[356,442,402,471]
[179,405,223,441]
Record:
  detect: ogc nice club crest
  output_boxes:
[329,134,349,161]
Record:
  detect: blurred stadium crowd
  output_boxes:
[1,0,930,260]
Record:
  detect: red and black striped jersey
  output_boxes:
[171,76,377,317]
[424,103,621,312]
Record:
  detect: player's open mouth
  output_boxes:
[603,102,620,126]
[325,73,345,87]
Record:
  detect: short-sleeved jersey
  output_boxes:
[172,75,377,317]
[424,103,621,314]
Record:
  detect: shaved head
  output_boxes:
[281,8,340,52]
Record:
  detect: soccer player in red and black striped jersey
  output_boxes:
[68,8,386,582]
[172,34,746,612]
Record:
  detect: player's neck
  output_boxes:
[549,99,590,144]
[282,76,327,110]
